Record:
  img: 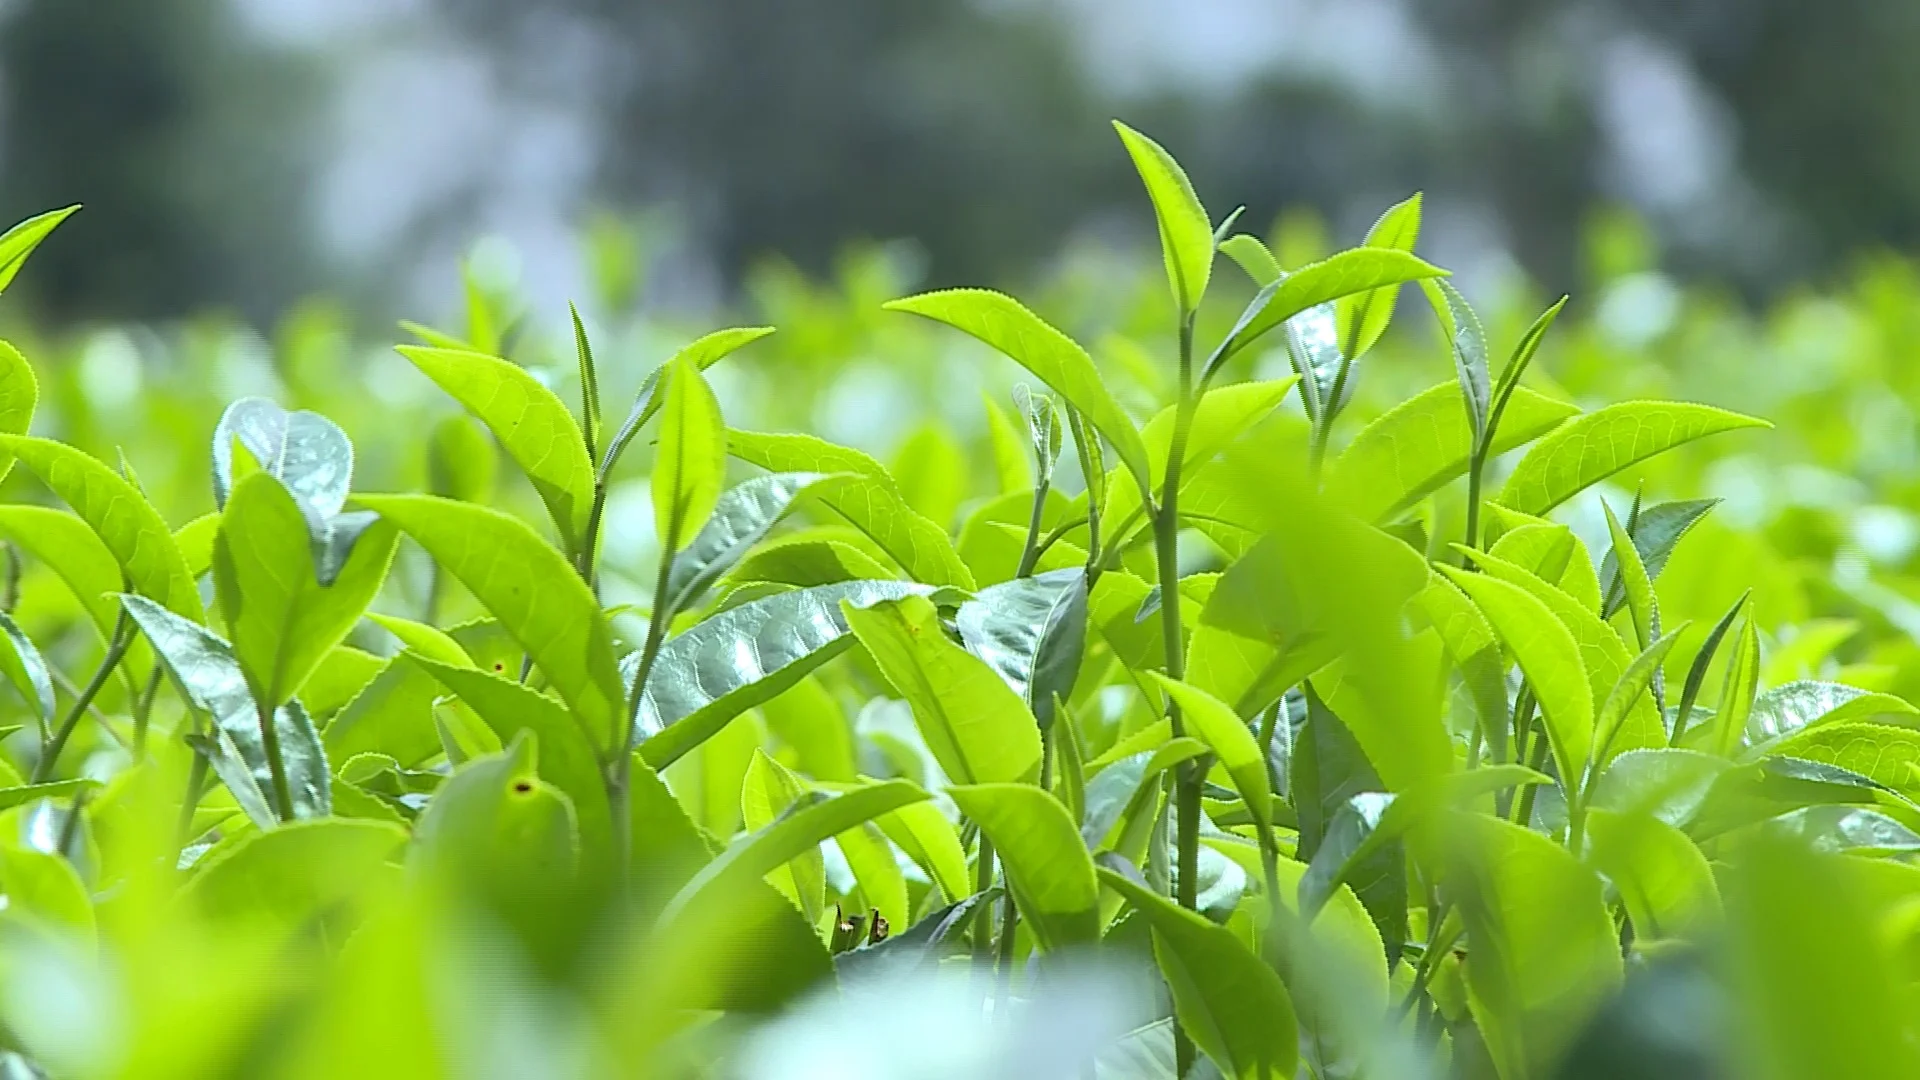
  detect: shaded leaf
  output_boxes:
[1098,867,1298,1080]
[634,580,933,768]
[954,567,1088,730]
[665,471,835,615]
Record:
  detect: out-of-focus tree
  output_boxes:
[0,0,323,323]
[437,0,1117,290]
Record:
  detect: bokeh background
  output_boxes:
[2,0,1913,329]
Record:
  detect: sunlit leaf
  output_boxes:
[652,354,728,553]
[1113,121,1214,314]
[948,783,1099,950]
[884,289,1152,500]
[845,593,1043,785]
[1499,402,1769,516]
[0,435,202,619]
[395,345,597,556]
[356,494,624,753]
[0,206,78,296]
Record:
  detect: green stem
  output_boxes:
[1512,722,1552,828]
[254,693,296,822]
[1396,903,1460,1019]
[131,664,164,757]
[577,480,610,599]
[612,519,684,888]
[33,613,134,783]
[972,833,997,964]
[1463,444,1487,562]
[1014,477,1051,579]
[1163,314,1202,1080]
[175,738,210,858]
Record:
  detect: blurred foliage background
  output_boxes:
[4,0,1919,327]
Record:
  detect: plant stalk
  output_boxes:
[33,613,134,783]
[1161,314,1202,1078]
[612,518,684,888]
[253,694,296,822]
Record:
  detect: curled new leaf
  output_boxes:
[1113,121,1214,315]
[652,355,727,553]
[210,397,354,517]
[601,326,775,481]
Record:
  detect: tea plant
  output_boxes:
[0,124,1909,1080]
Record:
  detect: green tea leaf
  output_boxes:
[1592,627,1689,770]
[1215,247,1450,370]
[633,580,933,770]
[742,749,827,923]
[1437,565,1593,785]
[1340,193,1423,361]
[356,494,624,753]
[210,397,354,517]
[652,355,728,552]
[1422,276,1489,440]
[395,345,597,555]
[1113,121,1213,314]
[601,327,775,481]
[214,473,398,709]
[1760,722,1920,800]
[0,435,202,620]
[846,593,1043,785]
[730,535,897,589]
[729,430,974,588]
[120,594,331,826]
[884,289,1152,500]
[1219,234,1281,285]
[1600,499,1718,615]
[410,735,585,967]
[1098,867,1298,1080]
[1582,807,1719,940]
[0,611,53,725]
[405,653,614,872]
[1146,674,1271,832]
[982,393,1034,495]
[665,471,835,615]
[659,778,930,929]
[0,341,38,483]
[954,567,1087,730]
[948,783,1099,949]
[1499,402,1769,516]
[1010,383,1064,485]
[425,419,495,516]
[183,817,406,924]
[1445,813,1621,1078]
[0,206,78,296]
[1470,548,1664,763]
[1724,836,1920,1078]
[1744,681,1920,755]
[1326,382,1577,522]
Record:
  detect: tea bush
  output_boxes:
[0,123,1912,1079]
